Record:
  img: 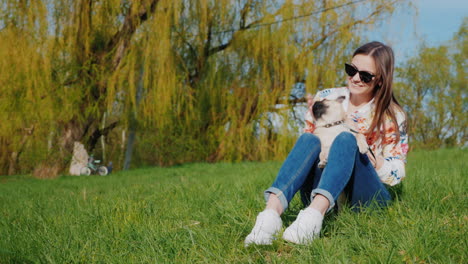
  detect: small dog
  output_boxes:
[310,96,369,168]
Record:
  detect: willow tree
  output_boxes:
[0,0,410,176]
[1,0,164,176]
[113,0,411,165]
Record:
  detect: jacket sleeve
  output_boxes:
[303,91,322,133]
[304,111,316,133]
[376,111,409,186]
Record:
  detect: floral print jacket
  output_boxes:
[304,87,409,186]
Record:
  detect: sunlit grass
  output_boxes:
[0,148,466,263]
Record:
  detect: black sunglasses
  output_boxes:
[344,63,375,83]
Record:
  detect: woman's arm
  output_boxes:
[375,111,409,186]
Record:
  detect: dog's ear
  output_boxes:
[336,96,346,103]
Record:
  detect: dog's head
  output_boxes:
[312,96,346,123]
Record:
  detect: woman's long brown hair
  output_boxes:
[353,41,404,144]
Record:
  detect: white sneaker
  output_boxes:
[282,207,323,244]
[244,209,282,246]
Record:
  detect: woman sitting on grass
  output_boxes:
[245,41,409,245]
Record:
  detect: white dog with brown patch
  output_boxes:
[309,96,369,168]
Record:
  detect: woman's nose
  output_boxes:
[351,72,361,83]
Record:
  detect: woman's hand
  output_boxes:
[367,152,384,170]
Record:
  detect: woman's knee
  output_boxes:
[335,131,356,144]
[298,133,320,145]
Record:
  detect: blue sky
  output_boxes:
[367,0,467,65]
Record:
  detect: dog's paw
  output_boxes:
[318,160,327,168]
[356,134,369,154]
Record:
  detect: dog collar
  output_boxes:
[318,120,345,128]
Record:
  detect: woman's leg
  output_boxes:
[312,132,391,211]
[307,148,392,215]
[264,133,321,213]
[283,132,391,244]
[299,160,322,207]
[245,133,321,246]
[345,151,392,210]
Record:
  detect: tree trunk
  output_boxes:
[33,120,84,178]
[8,126,35,175]
[123,62,145,170]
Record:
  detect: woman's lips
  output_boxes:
[350,82,364,88]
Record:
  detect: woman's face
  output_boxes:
[347,54,378,100]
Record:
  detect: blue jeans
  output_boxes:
[264,132,391,211]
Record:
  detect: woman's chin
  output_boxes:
[348,85,371,96]
[348,86,363,95]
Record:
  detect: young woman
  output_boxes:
[245,41,408,245]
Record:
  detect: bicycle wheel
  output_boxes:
[80,167,91,176]
[97,166,108,176]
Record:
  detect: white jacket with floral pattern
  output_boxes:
[304,87,409,186]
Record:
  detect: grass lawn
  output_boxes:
[0,148,466,263]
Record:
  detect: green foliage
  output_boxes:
[395,18,467,149]
[0,0,410,175]
[0,148,466,263]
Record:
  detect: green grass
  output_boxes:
[0,148,466,263]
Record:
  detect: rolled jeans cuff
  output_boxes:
[311,188,335,212]
[264,187,288,211]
